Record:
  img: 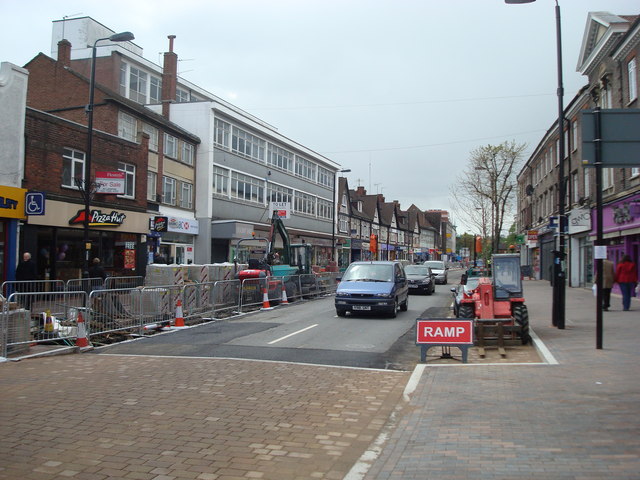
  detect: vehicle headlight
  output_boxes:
[374,292,392,298]
[336,292,351,297]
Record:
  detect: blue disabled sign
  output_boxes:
[25,192,45,216]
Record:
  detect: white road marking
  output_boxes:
[268,324,318,345]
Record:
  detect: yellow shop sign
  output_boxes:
[0,185,27,220]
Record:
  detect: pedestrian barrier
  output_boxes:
[67,277,105,293]
[2,280,65,298]
[105,276,144,290]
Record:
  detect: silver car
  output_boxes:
[423,260,448,284]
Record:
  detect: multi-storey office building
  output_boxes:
[517,11,639,287]
[48,16,342,265]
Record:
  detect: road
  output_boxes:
[97,270,461,370]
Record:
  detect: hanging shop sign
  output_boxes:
[269,202,291,219]
[0,185,27,220]
[69,209,126,227]
[152,216,168,232]
[95,171,126,194]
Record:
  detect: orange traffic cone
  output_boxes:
[75,310,92,349]
[261,286,273,310]
[280,283,289,305]
[174,299,185,327]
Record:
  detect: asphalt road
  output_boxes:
[96,272,459,370]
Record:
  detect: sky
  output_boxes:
[2,0,638,234]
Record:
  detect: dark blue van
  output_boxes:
[335,261,409,318]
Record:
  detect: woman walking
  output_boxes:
[614,255,638,311]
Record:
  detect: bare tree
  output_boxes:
[450,141,526,255]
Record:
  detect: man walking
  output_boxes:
[602,258,615,311]
[15,252,37,308]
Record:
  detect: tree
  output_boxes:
[450,141,526,256]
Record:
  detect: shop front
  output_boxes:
[0,185,27,285]
[22,200,150,282]
[150,215,198,264]
[568,207,593,287]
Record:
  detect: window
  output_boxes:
[118,162,135,198]
[357,200,363,212]
[629,58,637,103]
[214,119,231,149]
[129,66,147,104]
[317,198,332,219]
[267,184,293,203]
[572,172,578,204]
[142,124,159,151]
[294,191,316,216]
[164,133,178,159]
[583,168,590,198]
[213,166,229,196]
[267,144,293,172]
[631,167,640,178]
[572,121,578,152]
[118,111,137,142]
[231,172,264,204]
[62,147,85,188]
[147,171,157,201]
[176,88,190,103]
[180,182,193,209]
[150,76,162,104]
[317,166,332,187]
[232,127,265,162]
[181,143,194,165]
[119,63,127,97]
[295,156,316,181]
[555,140,560,166]
[339,215,349,233]
[162,176,177,205]
[603,168,613,190]
[564,127,569,158]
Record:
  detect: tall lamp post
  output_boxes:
[506,0,565,329]
[82,31,134,277]
[332,168,351,264]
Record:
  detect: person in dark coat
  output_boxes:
[88,258,107,281]
[15,252,37,308]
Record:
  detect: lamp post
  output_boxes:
[82,31,134,277]
[506,0,565,329]
[332,168,351,264]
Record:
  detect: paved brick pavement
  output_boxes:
[0,356,409,480]
[358,280,640,479]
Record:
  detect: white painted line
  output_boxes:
[268,324,318,345]
[403,363,426,402]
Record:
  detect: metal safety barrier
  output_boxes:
[2,280,65,298]
[66,277,105,293]
[2,290,88,358]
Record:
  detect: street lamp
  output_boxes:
[332,168,351,264]
[82,31,134,277]
[506,0,566,329]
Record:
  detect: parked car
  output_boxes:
[335,261,409,318]
[404,264,435,295]
[451,276,480,317]
[423,260,448,284]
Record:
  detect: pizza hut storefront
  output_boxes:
[21,200,150,283]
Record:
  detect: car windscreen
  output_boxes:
[342,264,394,282]
[424,261,444,270]
[405,266,430,276]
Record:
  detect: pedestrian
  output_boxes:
[88,257,107,281]
[614,255,638,311]
[601,258,615,311]
[15,252,37,309]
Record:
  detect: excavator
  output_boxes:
[234,211,316,302]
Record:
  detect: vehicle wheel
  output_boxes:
[458,304,474,319]
[336,309,346,317]
[400,295,408,311]
[389,299,398,318]
[513,304,531,344]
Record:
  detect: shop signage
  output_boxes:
[270,201,291,219]
[69,209,126,227]
[167,216,199,234]
[153,216,168,232]
[527,230,538,241]
[568,208,591,234]
[96,171,126,194]
[0,185,27,220]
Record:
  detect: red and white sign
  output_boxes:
[416,320,474,345]
[270,201,291,219]
[96,171,126,194]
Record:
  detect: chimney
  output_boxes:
[377,194,385,202]
[356,186,366,195]
[162,35,178,118]
[57,39,72,68]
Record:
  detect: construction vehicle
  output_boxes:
[234,212,316,302]
[455,254,531,345]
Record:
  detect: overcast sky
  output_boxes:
[2,0,638,234]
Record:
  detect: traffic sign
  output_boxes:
[416,319,474,345]
[25,192,45,216]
